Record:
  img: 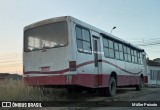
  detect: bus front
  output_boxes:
[23,18,72,86]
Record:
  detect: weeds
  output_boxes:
[0,79,67,101]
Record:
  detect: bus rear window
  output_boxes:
[24,21,68,52]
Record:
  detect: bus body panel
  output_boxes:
[23,16,147,88]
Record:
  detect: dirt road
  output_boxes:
[39,86,160,110]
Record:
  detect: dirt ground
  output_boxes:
[35,86,160,110]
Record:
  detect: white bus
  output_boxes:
[23,16,147,96]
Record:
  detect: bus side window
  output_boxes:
[103,38,109,57]
[134,50,138,63]
[131,49,135,63]
[119,43,124,60]
[137,52,140,64]
[108,40,114,58]
[123,45,127,61]
[140,52,143,64]
[76,27,83,51]
[76,26,92,53]
[127,47,131,62]
[114,42,120,60]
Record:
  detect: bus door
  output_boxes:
[93,36,102,87]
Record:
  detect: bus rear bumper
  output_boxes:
[23,74,77,86]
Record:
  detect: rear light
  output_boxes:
[69,61,76,71]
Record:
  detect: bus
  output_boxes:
[23,16,147,96]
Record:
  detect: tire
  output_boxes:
[105,77,117,97]
[136,77,144,90]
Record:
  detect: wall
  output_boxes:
[147,66,160,85]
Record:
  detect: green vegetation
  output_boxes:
[0,79,67,101]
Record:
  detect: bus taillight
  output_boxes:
[69,61,76,71]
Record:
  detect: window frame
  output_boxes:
[75,25,92,54]
[103,38,110,58]
[127,47,132,62]
[103,38,115,59]
[134,50,138,64]
[139,52,143,65]
[114,42,120,60]
[118,43,124,61]
[24,21,69,52]
[103,37,125,60]
[123,45,128,62]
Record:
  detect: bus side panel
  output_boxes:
[74,24,97,88]
[101,57,117,87]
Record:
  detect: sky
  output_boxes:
[0,0,160,74]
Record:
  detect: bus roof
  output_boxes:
[24,16,144,52]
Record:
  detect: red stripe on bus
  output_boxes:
[23,74,143,88]
[76,61,94,68]
[24,60,143,75]
[24,68,70,74]
[98,60,143,75]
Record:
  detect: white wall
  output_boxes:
[147,66,160,85]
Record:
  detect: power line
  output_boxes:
[129,38,160,47]
[136,42,160,46]
[130,38,160,43]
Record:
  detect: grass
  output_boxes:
[0,79,96,110]
[0,79,68,101]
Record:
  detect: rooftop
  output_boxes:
[147,59,160,67]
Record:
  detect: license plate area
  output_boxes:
[41,66,50,72]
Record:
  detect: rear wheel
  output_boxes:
[136,76,144,90]
[107,77,117,97]
[99,77,116,97]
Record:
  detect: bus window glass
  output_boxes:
[83,29,90,41]
[119,44,124,60]
[119,51,124,60]
[134,50,138,63]
[109,40,113,49]
[115,42,119,59]
[76,27,82,39]
[83,41,91,52]
[109,49,114,58]
[119,44,123,51]
[123,46,127,53]
[137,52,140,64]
[127,47,131,62]
[24,21,68,51]
[76,26,91,53]
[114,42,119,50]
[140,52,143,64]
[127,47,131,54]
[103,38,109,47]
[128,54,131,62]
[77,39,83,50]
[131,49,135,63]
[115,51,120,59]
[104,48,109,57]
[123,46,127,61]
